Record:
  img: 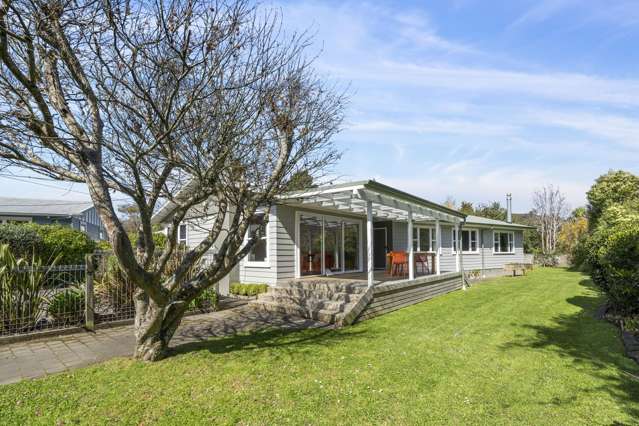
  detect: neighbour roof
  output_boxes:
[0,197,94,217]
[465,214,535,229]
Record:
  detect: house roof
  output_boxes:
[0,197,94,217]
[464,214,535,229]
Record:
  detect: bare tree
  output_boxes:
[0,0,344,360]
[532,185,568,254]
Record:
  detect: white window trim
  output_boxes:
[412,225,436,253]
[452,228,480,254]
[493,230,515,254]
[243,212,271,268]
[294,210,364,278]
[177,223,188,245]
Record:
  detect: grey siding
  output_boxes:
[459,228,526,272]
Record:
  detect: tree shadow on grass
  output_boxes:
[500,278,639,420]
[168,307,374,358]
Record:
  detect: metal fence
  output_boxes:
[0,251,220,339]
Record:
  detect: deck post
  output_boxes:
[435,219,441,275]
[366,200,374,287]
[407,208,414,280]
[455,222,460,272]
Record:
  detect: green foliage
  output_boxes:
[474,201,507,221]
[285,170,316,192]
[0,244,60,333]
[229,283,268,297]
[458,201,474,215]
[48,287,85,324]
[0,223,95,265]
[189,288,218,312]
[94,254,134,313]
[0,224,44,260]
[36,225,96,264]
[585,203,639,316]
[559,216,588,260]
[586,170,639,230]
[127,231,167,250]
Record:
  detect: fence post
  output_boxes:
[85,253,95,331]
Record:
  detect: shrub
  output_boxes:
[534,252,558,267]
[94,254,134,313]
[0,224,44,260]
[189,288,218,312]
[0,244,59,333]
[0,223,95,265]
[37,225,96,264]
[586,203,639,317]
[229,283,268,297]
[48,287,85,325]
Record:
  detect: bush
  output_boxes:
[0,224,44,260]
[189,288,218,312]
[0,244,59,333]
[534,252,559,267]
[94,254,135,313]
[585,203,639,317]
[48,287,85,325]
[229,283,268,297]
[37,225,96,264]
[0,223,95,265]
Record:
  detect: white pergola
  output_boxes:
[281,180,467,287]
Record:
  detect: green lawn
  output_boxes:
[2,268,639,425]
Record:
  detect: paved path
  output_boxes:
[0,306,325,385]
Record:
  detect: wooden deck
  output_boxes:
[301,270,437,284]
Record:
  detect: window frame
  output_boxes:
[493,230,515,254]
[178,223,188,245]
[412,225,436,252]
[452,228,479,254]
[244,212,270,267]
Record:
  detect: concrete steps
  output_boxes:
[249,278,369,325]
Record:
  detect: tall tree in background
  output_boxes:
[0,0,344,360]
[459,201,474,215]
[586,170,639,230]
[532,186,568,254]
[475,201,506,221]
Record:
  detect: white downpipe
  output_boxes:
[455,222,460,272]
[366,200,374,287]
[435,219,441,275]
[408,209,414,280]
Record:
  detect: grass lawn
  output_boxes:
[1,268,639,425]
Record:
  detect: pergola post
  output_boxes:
[366,200,374,287]
[435,219,441,275]
[408,209,414,280]
[455,222,460,272]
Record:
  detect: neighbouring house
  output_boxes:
[153,180,534,324]
[0,197,107,241]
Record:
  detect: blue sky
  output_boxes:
[3,0,639,212]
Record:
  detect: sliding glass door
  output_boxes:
[298,213,361,277]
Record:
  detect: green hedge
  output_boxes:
[229,283,268,297]
[0,223,95,264]
[585,204,639,317]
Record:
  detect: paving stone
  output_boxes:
[0,306,325,384]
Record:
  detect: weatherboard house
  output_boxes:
[154,180,533,324]
[0,197,107,241]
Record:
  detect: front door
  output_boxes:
[373,228,387,270]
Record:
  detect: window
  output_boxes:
[494,231,514,253]
[247,214,268,263]
[178,224,188,244]
[412,226,436,252]
[452,229,478,253]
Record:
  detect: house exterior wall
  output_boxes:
[239,204,369,286]
[182,201,528,288]
[1,212,106,241]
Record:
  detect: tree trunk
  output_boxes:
[133,290,186,361]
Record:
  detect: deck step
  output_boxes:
[248,278,367,325]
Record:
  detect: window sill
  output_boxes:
[493,252,515,255]
[243,261,271,268]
